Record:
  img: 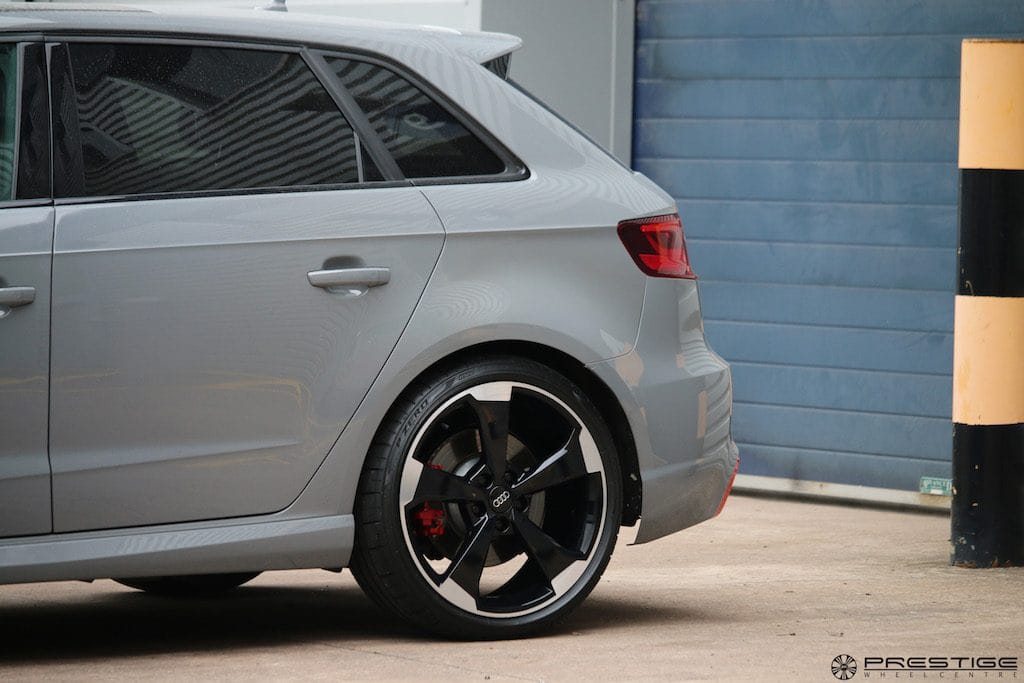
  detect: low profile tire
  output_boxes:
[350,356,622,639]
[114,572,260,596]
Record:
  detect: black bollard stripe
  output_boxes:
[958,169,1024,297]
[951,423,1024,567]
[952,39,1024,569]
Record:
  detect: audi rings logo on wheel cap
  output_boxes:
[832,655,858,680]
[491,489,511,510]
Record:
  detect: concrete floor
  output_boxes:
[1,495,1021,681]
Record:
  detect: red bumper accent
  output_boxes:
[714,457,740,517]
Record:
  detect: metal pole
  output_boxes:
[952,39,1024,567]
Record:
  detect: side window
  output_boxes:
[325,57,506,179]
[0,43,48,202]
[57,43,378,197]
[0,44,17,200]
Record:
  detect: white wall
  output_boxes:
[269,0,482,30]
[480,0,634,163]
[45,0,483,29]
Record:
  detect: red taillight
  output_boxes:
[617,213,696,279]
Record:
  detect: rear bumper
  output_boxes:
[588,278,739,544]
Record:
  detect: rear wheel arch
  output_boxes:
[373,340,641,527]
[351,353,623,637]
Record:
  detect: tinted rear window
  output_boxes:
[326,57,505,179]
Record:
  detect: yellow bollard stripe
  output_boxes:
[953,295,1024,425]
[959,40,1024,171]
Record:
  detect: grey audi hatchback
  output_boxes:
[0,5,738,639]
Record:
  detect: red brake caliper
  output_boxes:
[414,504,445,537]
[414,464,446,537]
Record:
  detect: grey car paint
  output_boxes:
[0,6,737,583]
[589,277,738,544]
[50,189,443,531]
[0,206,53,538]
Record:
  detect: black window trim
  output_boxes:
[43,32,411,204]
[302,48,403,182]
[18,41,51,201]
[309,47,529,187]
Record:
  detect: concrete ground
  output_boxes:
[1,495,1021,681]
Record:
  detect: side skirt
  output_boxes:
[0,515,353,584]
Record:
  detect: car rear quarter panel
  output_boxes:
[588,279,738,543]
[285,64,679,523]
[289,49,738,542]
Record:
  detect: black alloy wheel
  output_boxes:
[350,357,622,639]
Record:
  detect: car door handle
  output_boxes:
[0,286,35,308]
[307,267,390,289]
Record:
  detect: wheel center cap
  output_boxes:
[488,485,513,514]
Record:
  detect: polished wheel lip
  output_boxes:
[398,380,607,619]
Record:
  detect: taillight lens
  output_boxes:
[617,213,696,279]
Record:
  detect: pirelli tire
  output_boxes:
[350,356,622,639]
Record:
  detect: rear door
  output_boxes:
[0,41,52,538]
[47,40,443,532]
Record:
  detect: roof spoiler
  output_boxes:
[448,30,522,79]
[248,5,519,77]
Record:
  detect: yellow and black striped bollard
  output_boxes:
[952,39,1024,567]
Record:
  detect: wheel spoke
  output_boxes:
[513,515,584,585]
[399,380,611,620]
[512,428,588,496]
[467,396,510,481]
[409,465,485,507]
[441,516,496,598]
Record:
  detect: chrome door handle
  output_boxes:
[0,286,35,308]
[307,267,390,289]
